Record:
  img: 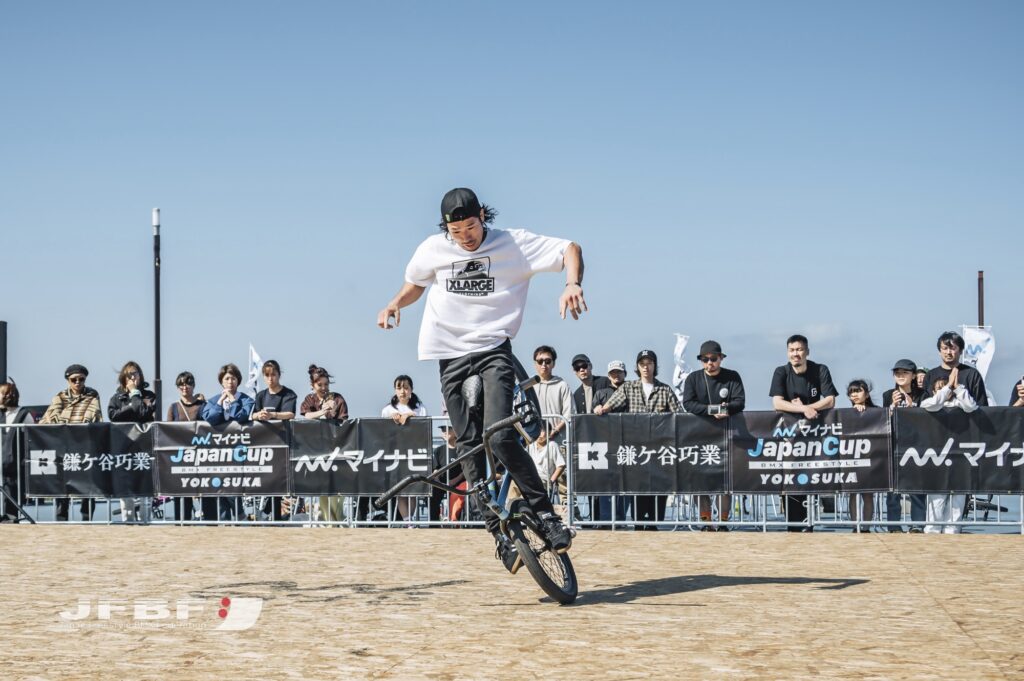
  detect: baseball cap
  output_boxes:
[571,354,591,368]
[65,364,89,379]
[698,340,726,360]
[607,360,626,373]
[441,188,482,224]
[636,350,657,365]
[891,359,917,373]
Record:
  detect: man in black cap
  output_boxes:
[377,187,585,571]
[41,364,103,521]
[682,341,746,530]
[593,350,681,530]
[570,353,613,415]
[881,359,927,531]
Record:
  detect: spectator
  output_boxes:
[769,334,838,532]
[253,360,298,522]
[882,359,927,532]
[430,425,463,524]
[107,361,157,523]
[1008,376,1024,407]
[682,341,745,531]
[381,374,427,522]
[514,428,565,500]
[570,353,613,415]
[570,353,614,525]
[253,359,298,422]
[923,332,988,406]
[533,345,572,446]
[595,349,681,530]
[166,371,215,523]
[607,360,627,391]
[200,363,253,520]
[1,380,34,523]
[300,364,349,524]
[921,369,977,534]
[845,378,878,532]
[915,367,928,391]
[42,364,102,521]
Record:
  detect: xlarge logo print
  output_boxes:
[446,256,494,296]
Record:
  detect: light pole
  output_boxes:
[153,208,162,418]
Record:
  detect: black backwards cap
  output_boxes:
[441,188,482,224]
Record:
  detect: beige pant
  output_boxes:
[319,496,345,522]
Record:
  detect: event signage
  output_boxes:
[26,423,154,497]
[291,418,432,495]
[729,409,891,493]
[573,414,728,494]
[893,407,1024,493]
[153,421,290,495]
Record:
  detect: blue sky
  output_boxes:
[2,1,1022,415]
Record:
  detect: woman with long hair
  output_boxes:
[381,375,427,522]
[300,364,349,523]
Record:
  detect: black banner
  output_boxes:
[25,424,154,497]
[573,414,728,494]
[894,407,1024,493]
[291,418,432,495]
[729,409,891,493]
[153,421,290,495]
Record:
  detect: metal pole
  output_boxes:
[0,320,7,383]
[153,209,162,419]
[978,270,984,327]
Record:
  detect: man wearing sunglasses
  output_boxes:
[682,341,746,530]
[533,345,573,448]
[41,364,102,521]
[377,187,586,571]
[570,353,613,416]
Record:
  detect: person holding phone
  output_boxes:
[882,360,927,532]
[1009,376,1024,407]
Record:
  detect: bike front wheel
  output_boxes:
[507,502,578,604]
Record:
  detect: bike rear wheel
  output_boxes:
[507,502,578,604]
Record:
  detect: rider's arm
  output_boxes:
[559,243,587,320]
[377,283,426,329]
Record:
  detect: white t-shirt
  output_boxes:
[381,403,428,418]
[404,228,571,360]
[528,440,567,482]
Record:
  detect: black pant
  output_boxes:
[55,497,96,521]
[180,497,220,522]
[635,495,667,531]
[784,494,809,532]
[440,340,554,534]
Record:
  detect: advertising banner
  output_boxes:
[26,423,154,497]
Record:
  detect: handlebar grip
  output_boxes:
[483,412,524,442]
[373,475,424,510]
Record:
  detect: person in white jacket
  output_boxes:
[920,368,977,533]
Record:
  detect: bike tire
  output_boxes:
[507,505,578,604]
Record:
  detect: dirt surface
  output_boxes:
[1,527,1022,679]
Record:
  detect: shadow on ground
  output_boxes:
[568,574,868,606]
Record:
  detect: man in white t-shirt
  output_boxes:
[377,187,586,573]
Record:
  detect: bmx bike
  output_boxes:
[373,380,578,604]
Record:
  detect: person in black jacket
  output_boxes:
[683,340,745,530]
[108,361,157,523]
[923,331,988,406]
[570,354,613,415]
[880,359,927,532]
[1,381,35,522]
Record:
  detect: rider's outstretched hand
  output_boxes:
[559,283,588,320]
[377,303,401,329]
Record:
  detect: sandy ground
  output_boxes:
[0,527,1022,680]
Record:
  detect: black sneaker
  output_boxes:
[539,513,572,553]
[494,536,522,574]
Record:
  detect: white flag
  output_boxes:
[960,326,995,380]
[672,334,690,404]
[246,344,263,393]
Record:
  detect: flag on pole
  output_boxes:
[960,326,995,380]
[246,344,263,393]
[672,334,690,404]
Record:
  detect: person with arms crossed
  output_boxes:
[768,334,838,532]
[377,187,584,572]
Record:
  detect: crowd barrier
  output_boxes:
[1,410,1022,532]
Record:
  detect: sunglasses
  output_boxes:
[700,356,721,363]
[176,381,194,388]
[535,358,554,366]
[69,376,85,384]
[573,363,589,371]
